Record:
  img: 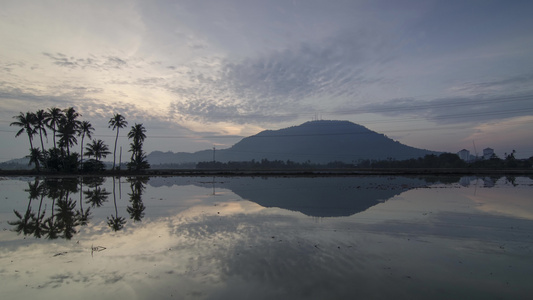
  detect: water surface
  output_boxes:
[1,175,532,299]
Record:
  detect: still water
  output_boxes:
[1,175,532,299]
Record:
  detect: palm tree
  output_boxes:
[127,123,149,170]
[57,107,81,156]
[108,114,128,170]
[27,147,44,172]
[45,107,64,149]
[10,111,37,152]
[85,139,111,161]
[34,109,49,151]
[78,121,95,168]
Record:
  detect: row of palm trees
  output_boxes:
[10,107,149,172]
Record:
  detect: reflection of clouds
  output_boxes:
[467,187,533,220]
[1,178,533,299]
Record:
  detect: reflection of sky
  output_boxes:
[1,176,533,299]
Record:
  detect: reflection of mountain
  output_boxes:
[149,176,434,217]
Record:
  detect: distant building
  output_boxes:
[483,148,494,160]
[457,149,470,161]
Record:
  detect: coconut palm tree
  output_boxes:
[108,113,127,170]
[45,107,64,149]
[34,109,49,151]
[27,147,44,172]
[57,107,81,156]
[127,123,149,170]
[85,139,111,161]
[10,111,37,152]
[78,121,95,168]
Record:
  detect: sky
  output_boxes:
[1,0,533,162]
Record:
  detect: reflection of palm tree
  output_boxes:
[107,215,126,231]
[78,178,91,226]
[56,198,80,240]
[9,209,35,235]
[127,177,148,222]
[42,216,60,240]
[32,181,47,238]
[84,187,110,207]
[107,177,126,231]
[8,180,40,235]
[42,178,79,239]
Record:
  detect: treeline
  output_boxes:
[197,153,533,170]
[197,159,351,170]
[9,107,149,173]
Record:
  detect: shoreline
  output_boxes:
[1,168,532,177]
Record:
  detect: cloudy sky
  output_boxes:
[1,0,533,161]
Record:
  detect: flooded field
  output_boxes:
[1,175,532,299]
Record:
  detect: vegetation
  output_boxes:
[127,123,150,171]
[108,113,128,170]
[8,107,146,174]
[197,153,533,170]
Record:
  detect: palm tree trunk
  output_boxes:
[27,133,34,152]
[113,128,119,170]
[39,129,45,151]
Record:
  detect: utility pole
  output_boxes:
[213,146,216,165]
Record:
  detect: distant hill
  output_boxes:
[148,120,439,165]
[0,157,33,170]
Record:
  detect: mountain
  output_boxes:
[148,120,439,166]
[0,157,33,170]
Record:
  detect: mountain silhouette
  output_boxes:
[148,120,439,165]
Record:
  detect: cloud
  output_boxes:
[450,73,533,95]
[355,93,533,125]
[169,29,395,125]
[41,52,131,71]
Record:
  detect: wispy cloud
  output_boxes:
[356,93,533,125]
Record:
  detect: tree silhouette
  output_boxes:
[10,111,37,153]
[127,123,150,170]
[127,177,148,222]
[45,107,64,150]
[108,113,128,170]
[32,181,48,238]
[85,139,111,162]
[34,109,49,152]
[57,108,81,156]
[78,120,95,168]
[56,197,80,240]
[77,178,92,226]
[27,148,44,172]
[8,180,41,235]
[107,177,126,231]
[84,186,110,207]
